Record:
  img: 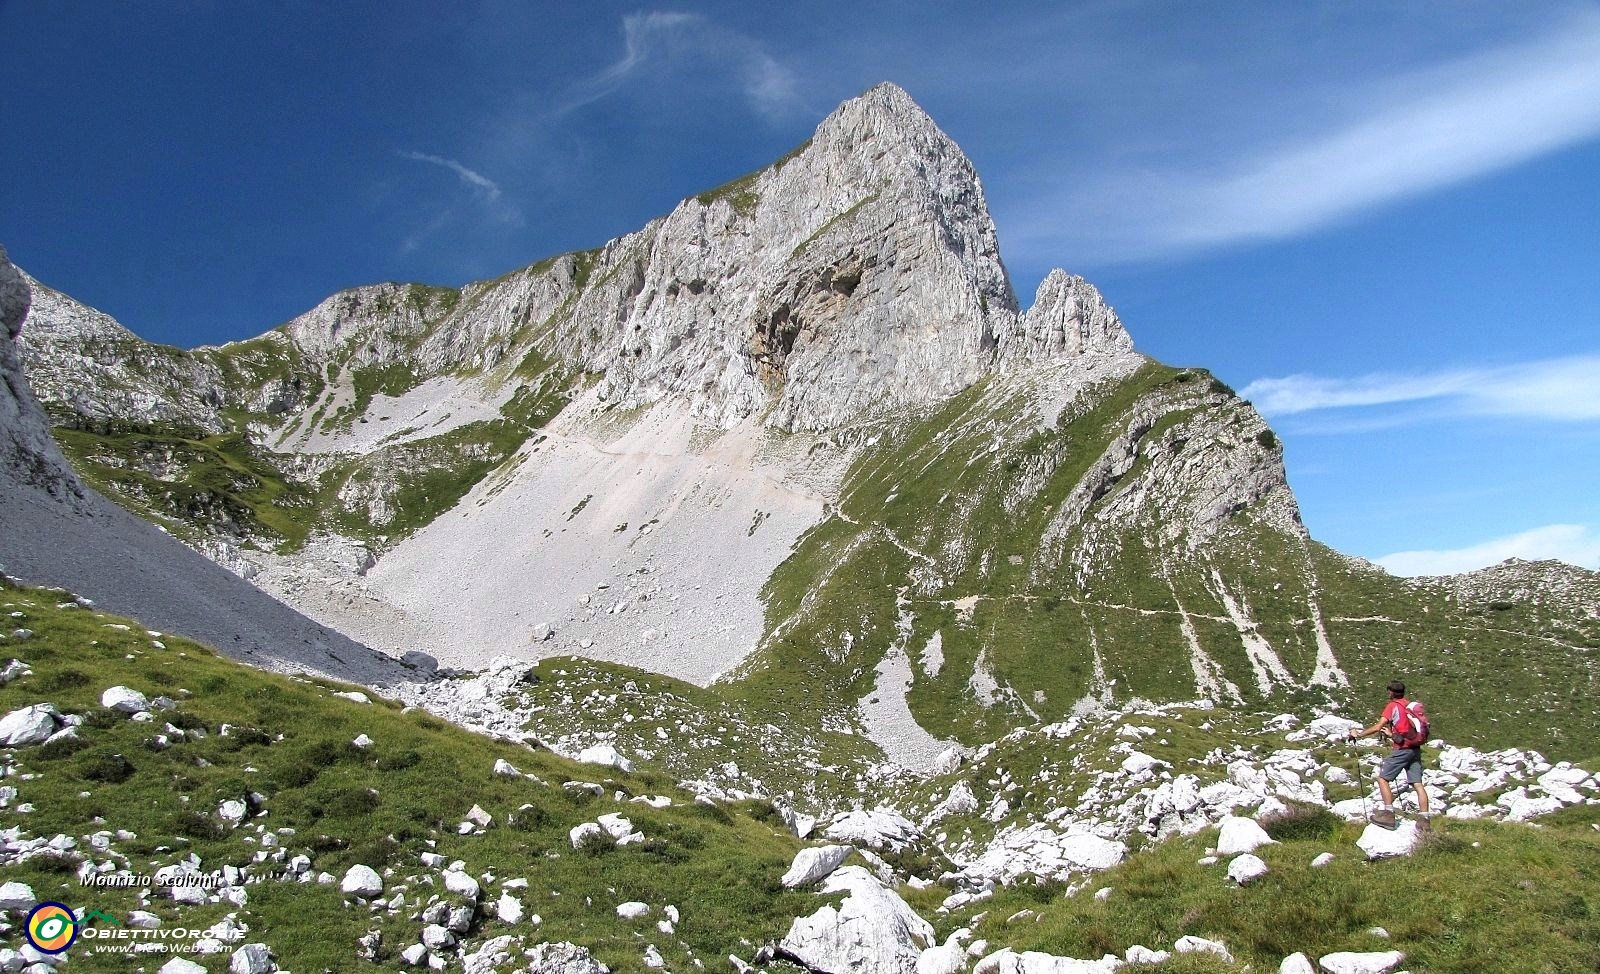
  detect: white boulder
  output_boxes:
[341,865,384,899]
[229,943,276,974]
[1174,936,1233,963]
[526,942,610,974]
[1226,853,1270,885]
[1318,950,1405,974]
[160,960,209,974]
[496,892,525,924]
[101,686,150,714]
[570,822,608,849]
[917,943,967,974]
[781,866,934,974]
[0,881,36,910]
[972,949,1121,974]
[0,705,59,747]
[597,813,634,839]
[444,869,481,900]
[577,744,634,773]
[1216,815,1276,855]
[825,809,922,852]
[1356,821,1421,860]
[1279,952,1315,974]
[617,902,649,920]
[782,845,853,888]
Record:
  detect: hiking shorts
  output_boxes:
[1380,747,1423,785]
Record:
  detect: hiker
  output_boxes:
[1348,680,1432,829]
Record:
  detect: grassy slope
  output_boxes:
[722,363,1600,769]
[934,805,1600,973]
[0,582,814,972]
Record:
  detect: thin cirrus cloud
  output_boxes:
[1377,523,1600,576]
[394,150,523,250]
[547,11,801,121]
[1033,11,1600,262]
[396,150,504,202]
[1242,355,1600,423]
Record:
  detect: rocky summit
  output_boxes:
[2,82,1599,973]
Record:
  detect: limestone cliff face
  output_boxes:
[0,248,86,505]
[529,82,1021,431]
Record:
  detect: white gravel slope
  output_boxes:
[266,396,841,686]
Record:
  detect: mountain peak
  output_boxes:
[810,82,958,170]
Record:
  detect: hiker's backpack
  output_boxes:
[1390,699,1431,749]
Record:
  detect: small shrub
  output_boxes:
[273,757,322,788]
[76,750,135,783]
[82,708,121,730]
[375,748,421,771]
[34,667,91,692]
[1261,804,1342,843]
[166,711,207,731]
[325,786,381,817]
[37,734,90,760]
[508,805,549,831]
[169,810,229,841]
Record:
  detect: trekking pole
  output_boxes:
[1350,740,1370,822]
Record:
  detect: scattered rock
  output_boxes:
[160,960,209,974]
[1318,950,1405,974]
[618,901,650,920]
[1311,853,1335,868]
[352,733,375,750]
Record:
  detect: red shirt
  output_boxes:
[1382,699,1409,748]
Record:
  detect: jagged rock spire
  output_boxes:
[1005,269,1134,361]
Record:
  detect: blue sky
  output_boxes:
[2,1,1597,574]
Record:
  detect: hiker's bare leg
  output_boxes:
[1377,776,1395,807]
[1414,783,1430,814]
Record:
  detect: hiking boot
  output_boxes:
[1416,815,1433,833]
[1369,808,1398,830]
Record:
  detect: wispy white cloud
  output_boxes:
[1243,355,1600,422]
[1028,10,1600,261]
[1377,523,1600,576]
[397,151,504,202]
[395,150,522,249]
[548,11,801,120]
